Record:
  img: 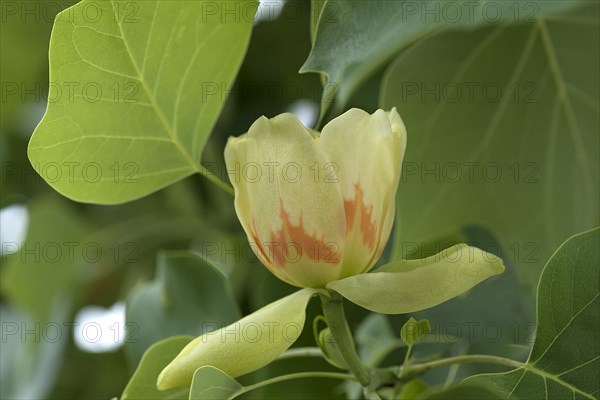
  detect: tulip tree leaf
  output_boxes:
[327,244,505,314]
[302,0,581,116]
[28,0,256,204]
[156,288,317,390]
[381,3,600,287]
[125,251,240,366]
[121,336,193,400]
[189,367,241,400]
[465,228,600,399]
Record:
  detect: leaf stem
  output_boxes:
[228,371,356,399]
[198,164,234,196]
[399,354,524,378]
[400,344,413,379]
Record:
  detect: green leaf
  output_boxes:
[189,366,241,400]
[122,336,192,400]
[465,228,600,399]
[125,251,240,366]
[327,244,504,314]
[401,318,431,347]
[381,3,599,286]
[1,196,89,321]
[303,0,581,116]
[355,314,398,366]
[157,288,317,390]
[28,0,256,204]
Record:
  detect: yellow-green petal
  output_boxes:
[156,288,316,390]
[327,244,504,314]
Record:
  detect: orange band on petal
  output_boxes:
[269,200,341,269]
[344,183,377,251]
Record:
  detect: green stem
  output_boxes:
[198,164,234,196]
[320,292,372,386]
[277,347,324,360]
[229,372,356,399]
[401,354,524,378]
[400,344,413,379]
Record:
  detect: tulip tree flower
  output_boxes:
[224,108,406,288]
[157,109,505,392]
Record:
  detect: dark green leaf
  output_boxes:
[303,0,581,116]
[125,251,240,366]
[356,314,398,366]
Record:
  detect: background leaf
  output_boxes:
[381,3,600,287]
[0,305,69,400]
[28,0,256,204]
[465,228,600,399]
[125,251,240,366]
[302,0,581,117]
[355,314,398,367]
[1,196,89,321]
